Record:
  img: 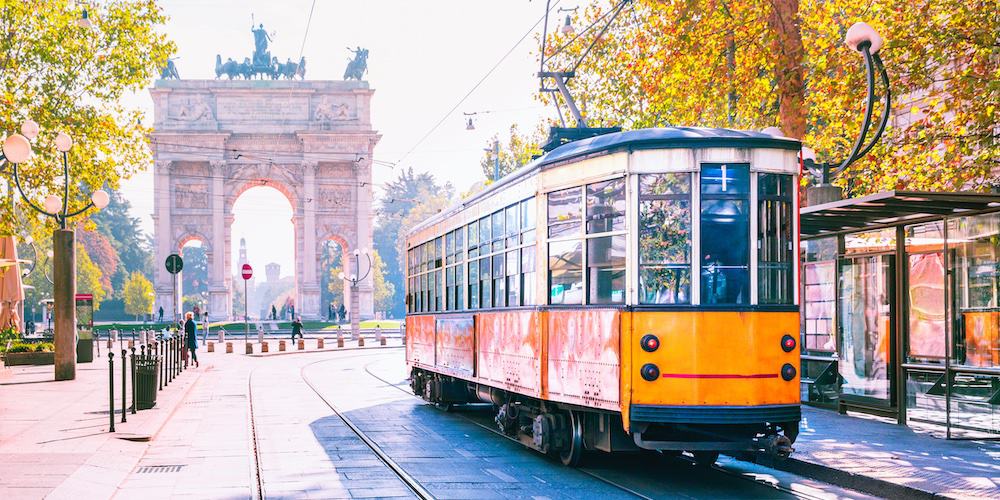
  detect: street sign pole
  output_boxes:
[240,264,253,347]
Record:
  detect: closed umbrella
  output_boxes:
[0,236,25,333]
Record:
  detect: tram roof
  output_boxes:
[801,190,1000,237]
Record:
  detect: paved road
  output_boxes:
[112,348,869,499]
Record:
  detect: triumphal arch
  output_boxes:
[149,78,379,321]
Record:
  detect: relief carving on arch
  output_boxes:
[174,183,210,209]
[317,186,352,210]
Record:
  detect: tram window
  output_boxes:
[522,198,536,244]
[492,211,504,252]
[758,173,794,305]
[506,250,520,306]
[435,237,444,269]
[455,228,464,261]
[480,258,492,308]
[587,179,626,234]
[446,232,455,265]
[455,265,465,310]
[505,205,519,247]
[588,235,626,304]
[468,221,479,258]
[700,164,750,305]
[639,173,692,304]
[468,261,480,309]
[419,273,427,312]
[548,187,583,238]
[549,240,583,304]
[445,266,455,310]
[493,253,505,307]
[521,246,536,305]
[479,216,491,253]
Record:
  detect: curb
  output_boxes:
[759,455,941,499]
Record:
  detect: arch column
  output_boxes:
[152,160,175,320]
[355,158,374,321]
[299,161,321,319]
[208,160,231,321]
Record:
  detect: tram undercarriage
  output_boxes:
[410,368,796,467]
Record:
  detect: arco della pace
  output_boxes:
[149,77,379,321]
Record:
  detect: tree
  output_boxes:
[90,191,153,295]
[122,271,154,320]
[319,241,344,316]
[374,167,454,318]
[180,244,208,299]
[0,1,174,235]
[371,250,395,315]
[541,0,998,196]
[76,244,105,311]
[79,229,119,294]
[480,124,546,180]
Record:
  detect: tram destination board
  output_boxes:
[165,253,183,274]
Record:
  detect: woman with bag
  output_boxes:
[184,311,199,368]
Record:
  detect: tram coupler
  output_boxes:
[755,434,793,459]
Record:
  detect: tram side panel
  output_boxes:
[434,316,475,379]
[406,314,436,368]
[546,309,621,411]
[476,310,544,398]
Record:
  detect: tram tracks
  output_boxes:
[359,359,831,500]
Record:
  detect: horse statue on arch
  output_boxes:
[343,47,368,81]
[276,56,306,80]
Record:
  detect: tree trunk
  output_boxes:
[768,0,806,139]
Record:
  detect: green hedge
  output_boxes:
[3,342,54,353]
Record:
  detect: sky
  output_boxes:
[120,0,566,276]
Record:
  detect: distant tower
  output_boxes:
[266,262,280,283]
[238,238,249,268]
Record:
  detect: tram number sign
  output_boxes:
[241,263,253,280]
[165,254,184,275]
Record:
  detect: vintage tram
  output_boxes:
[404,127,801,466]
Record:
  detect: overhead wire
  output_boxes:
[394,0,561,166]
[298,0,318,62]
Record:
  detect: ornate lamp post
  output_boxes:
[804,22,891,205]
[1,120,110,381]
[339,248,371,340]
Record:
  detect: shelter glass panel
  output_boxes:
[803,238,837,352]
[950,213,1000,369]
[838,254,893,402]
[905,222,946,363]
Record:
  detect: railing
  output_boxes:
[107,329,189,432]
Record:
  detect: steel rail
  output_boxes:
[360,356,828,500]
[299,358,434,500]
[246,369,266,500]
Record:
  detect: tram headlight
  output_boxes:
[780,363,797,381]
[781,334,797,353]
[640,363,660,382]
[640,334,660,353]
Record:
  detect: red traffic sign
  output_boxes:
[241,263,253,280]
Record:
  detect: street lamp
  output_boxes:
[558,6,579,35]
[1,120,110,381]
[338,247,371,340]
[804,22,891,205]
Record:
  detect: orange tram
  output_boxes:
[404,127,802,466]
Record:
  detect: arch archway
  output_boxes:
[230,185,295,321]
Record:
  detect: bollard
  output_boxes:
[108,352,115,432]
[337,334,344,348]
[262,341,269,353]
[317,338,325,349]
[225,342,233,353]
[207,341,215,352]
[380,336,387,346]
[128,339,134,349]
[130,347,137,414]
[165,338,171,386]
[120,349,127,423]
[156,341,163,391]
[297,339,304,350]
[139,345,146,410]
[246,342,253,354]
[279,340,286,352]
[358,336,365,347]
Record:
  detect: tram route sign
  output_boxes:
[165,254,184,274]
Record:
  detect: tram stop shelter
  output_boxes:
[800,190,1000,438]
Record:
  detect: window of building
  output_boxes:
[550,239,583,304]
[587,179,625,234]
[758,173,794,304]
[548,187,582,238]
[700,163,750,305]
[639,173,691,304]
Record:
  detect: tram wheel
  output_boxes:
[692,451,720,467]
[559,410,584,467]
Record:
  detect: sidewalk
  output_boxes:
[0,353,202,499]
[773,406,1000,498]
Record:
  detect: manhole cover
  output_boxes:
[136,465,185,474]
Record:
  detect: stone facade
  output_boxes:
[150,79,379,321]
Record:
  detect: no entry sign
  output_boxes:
[241,263,253,280]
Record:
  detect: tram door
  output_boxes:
[838,254,896,407]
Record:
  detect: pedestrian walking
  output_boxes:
[158,306,164,323]
[184,311,199,368]
[271,305,277,321]
[338,303,346,323]
[290,317,303,341]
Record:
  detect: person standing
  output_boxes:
[290,317,303,341]
[271,305,277,321]
[338,303,346,323]
[184,311,199,368]
[158,306,164,323]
